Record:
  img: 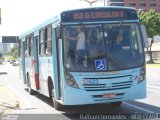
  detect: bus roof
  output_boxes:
[62,6,137,13]
[19,16,59,39]
[20,6,138,39]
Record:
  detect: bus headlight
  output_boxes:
[138,66,146,84]
[64,71,79,88]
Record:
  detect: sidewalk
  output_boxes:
[0,85,21,115]
[0,71,24,115]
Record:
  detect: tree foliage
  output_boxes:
[138,9,160,63]
[0,52,2,63]
[10,47,19,59]
[0,52,2,57]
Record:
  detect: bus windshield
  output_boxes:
[63,23,144,72]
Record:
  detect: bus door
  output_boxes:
[58,37,63,99]
[52,27,62,100]
[33,33,40,90]
[21,39,27,84]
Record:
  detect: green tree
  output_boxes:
[0,52,2,64]
[138,9,160,63]
[0,52,2,57]
[10,47,19,59]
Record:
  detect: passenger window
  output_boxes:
[29,35,34,57]
[27,35,33,57]
[25,38,28,57]
[45,25,52,56]
[39,29,45,56]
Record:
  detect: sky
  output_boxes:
[0,0,104,36]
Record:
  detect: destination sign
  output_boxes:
[73,11,124,19]
[61,8,138,22]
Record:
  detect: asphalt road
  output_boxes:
[0,62,160,120]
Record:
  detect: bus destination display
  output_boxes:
[61,8,138,22]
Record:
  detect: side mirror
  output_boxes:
[140,24,149,48]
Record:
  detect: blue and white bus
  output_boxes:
[19,7,147,110]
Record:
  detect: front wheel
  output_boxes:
[51,89,63,110]
[48,82,63,110]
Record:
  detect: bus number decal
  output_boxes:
[83,79,98,85]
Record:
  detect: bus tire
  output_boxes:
[52,89,62,110]
[48,80,62,110]
[110,101,122,107]
[27,74,35,95]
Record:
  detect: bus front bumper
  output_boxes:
[63,81,146,105]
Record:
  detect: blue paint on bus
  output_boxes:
[19,7,146,110]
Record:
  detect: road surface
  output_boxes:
[0,62,160,120]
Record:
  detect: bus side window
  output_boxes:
[39,29,45,56]
[25,37,28,57]
[30,35,34,56]
[19,40,21,57]
[45,25,52,55]
[27,35,33,57]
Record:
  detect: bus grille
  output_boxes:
[83,81,133,91]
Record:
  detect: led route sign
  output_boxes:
[73,11,124,19]
[61,8,138,22]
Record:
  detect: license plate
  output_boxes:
[83,79,98,85]
[102,93,117,98]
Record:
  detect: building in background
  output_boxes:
[152,42,160,60]
[0,43,2,53]
[107,0,160,61]
[0,42,18,55]
[0,36,19,55]
[108,0,160,12]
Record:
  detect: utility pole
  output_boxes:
[80,0,109,6]
[80,0,100,6]
[104,0,106,6]
[104,0,109,6]
[0,8,1,24]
